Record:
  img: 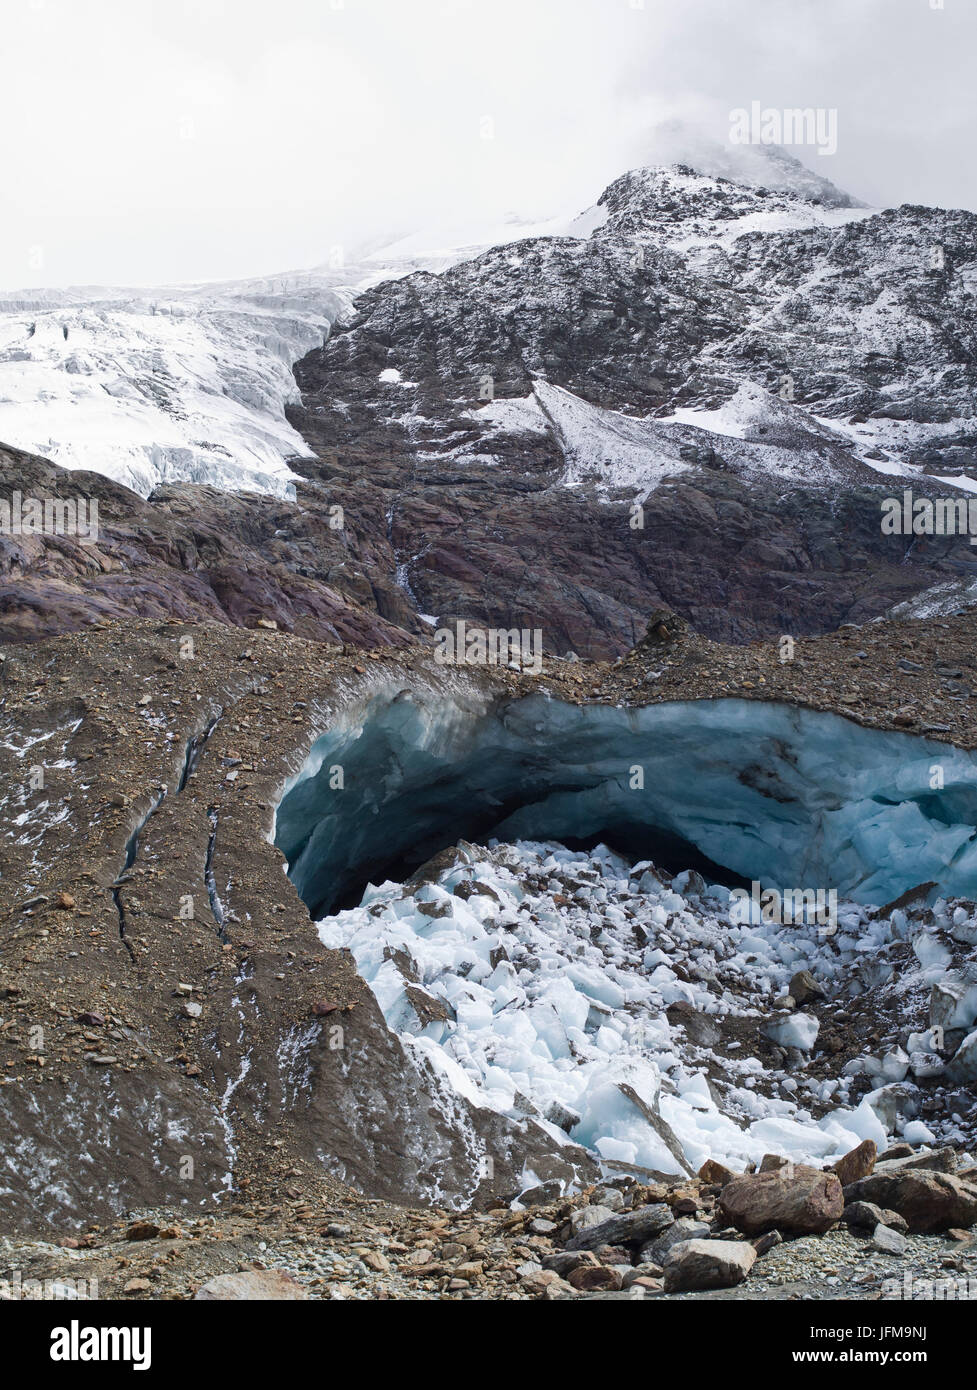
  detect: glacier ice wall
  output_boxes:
[0,288,345,498]
[273,689,977,916]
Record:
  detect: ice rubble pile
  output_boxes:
[316,838,977,1181]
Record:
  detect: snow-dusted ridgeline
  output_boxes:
[1,151,911,504]
[0,203,610,499]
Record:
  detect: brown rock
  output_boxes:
[752,1230,783,1256]
[842,1201,907,1234]
[844,1172,977,1234]
[520,1269,564,1298]
[698,1158,736,1187]
[665,1186,699,1209]
[541,1250,599,1276]
[592,1244,631,1265]
[720,1167,844,1236]
[832,1139,877,1187]
[194,1270,309,1300]
[663,1238,756,1292]
[789,969,825,1005]
[568,1264,624,1291]
[628,1276,664,1294]
[880,1143,914,1161]
[125,1221,160,1242]
[672,1197,699,1216]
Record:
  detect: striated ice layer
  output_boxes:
[274,689,977,919]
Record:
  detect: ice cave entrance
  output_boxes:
[273,688,977,918]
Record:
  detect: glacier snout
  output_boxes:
[273,690,977,915]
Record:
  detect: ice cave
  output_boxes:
[268,687,977,1174]
[273,688,977,917]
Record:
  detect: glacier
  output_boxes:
[273,689,977,918]
[0,204,610,500]
[0,279,348,498]
[271,687,977,1183]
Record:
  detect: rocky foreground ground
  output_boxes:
[4,1140,977,1301]
[4,610,977,1294]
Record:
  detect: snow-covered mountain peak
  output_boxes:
[2,144,973,507]
[594,162,874,264]
[637,120,866,209]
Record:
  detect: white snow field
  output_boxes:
[0,277,348,498]
[470,380,874,497]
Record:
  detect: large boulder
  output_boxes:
[639,1216,710,1266]
[194,1270,308,1300]
[871,1147,958,1177]
[542,1250,600,1277]
[948,1029,977,1084]
[663,1239,756,1293]
[565,1203,673,1252]
[567,1264,624,1292]
[841,1201,908,1234]
[719,1167,844,1236]
[844,1171,977,1233]
[567,1204,617,1237]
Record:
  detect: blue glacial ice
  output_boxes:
[271,688,977,1180]
[274,689,977,916]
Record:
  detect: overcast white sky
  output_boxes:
[2,0,975,289]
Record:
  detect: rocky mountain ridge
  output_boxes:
[4,153,977,654]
